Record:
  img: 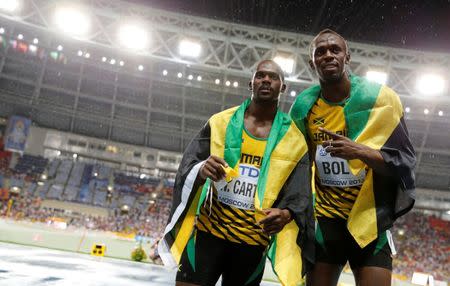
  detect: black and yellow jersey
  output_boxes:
[307,96,366,220]
[196,128,270,246]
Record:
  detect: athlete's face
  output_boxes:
[310,33,350,84]
[249,61,286,103]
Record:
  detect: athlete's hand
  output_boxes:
[320,127,370,160]
[259,208,292,235]
[320,127,390,174]
[198,155,228,182]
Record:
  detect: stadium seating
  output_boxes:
[1,153,448,282]
[14,154,48,176]
[392,212,449,282]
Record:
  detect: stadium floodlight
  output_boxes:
[33,38,39,44]
[290,90,296,97]
[179,39,201,58]
[233,81,239,88]
[139,174,146,179]
[29,45,37,52]
[162,70,168,76]
[77,50,83,56]
[119,60,124,66]
[225,80,231,86]
[54,6,91,37]
[177,72,183,78]
[0,27,4,34]
[101,57,107,62]
[110,58,116,65]
[197,75,202,81]
[72,153,78,159]
[416,73,446,95]
[188,74,193,80]
[405,107,410,113]
[138,65,144,71]
[84,53,90,59]
[438,110,443,116]
[0,0,20,13]
[366,70,388,85]
[17,34,23,40]
[118,24,148,50]
[424,108,429,115]
[273,54,295,74]
[215,79,220,85]
[57,45,63,51]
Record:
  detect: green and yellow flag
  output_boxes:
[290,75,416,248]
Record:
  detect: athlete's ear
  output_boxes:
[280,83,286,93]
[248,81,252,91]
[345,53,351,64]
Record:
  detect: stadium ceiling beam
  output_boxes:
[1,0,449,171]
[1,0,449,100]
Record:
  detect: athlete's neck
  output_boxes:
[244,100,278,138]
[320,74,351,103]
[246,100,278,122]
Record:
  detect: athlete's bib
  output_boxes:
[216,163,258,210]
[197,129,268,245]
[315,145,366,187]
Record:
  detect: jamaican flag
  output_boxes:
[289,75,416,248]
[159,98,315,286]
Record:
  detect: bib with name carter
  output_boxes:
[307,96,366,220]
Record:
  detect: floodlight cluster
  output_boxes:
[0,2,448,105]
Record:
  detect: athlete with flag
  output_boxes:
[159,59,315,286]
[289,29,416,286]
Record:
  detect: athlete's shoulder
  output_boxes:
[352,75,403,114]
[378,85,403,114]
[209,105,240,122]
[379,84,401,101]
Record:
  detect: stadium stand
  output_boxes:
[14,154,48,176]
[0,151,449,281]
[392,212,450,282]
[0,143,171,242]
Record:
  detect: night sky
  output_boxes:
[130,0,450,53]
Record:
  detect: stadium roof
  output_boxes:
[134,0,450,52]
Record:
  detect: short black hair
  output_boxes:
[309,29,350,59]
[256,60,285,81]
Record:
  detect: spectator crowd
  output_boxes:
[392,211,449,282]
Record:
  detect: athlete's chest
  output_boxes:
[307,99,348,145]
